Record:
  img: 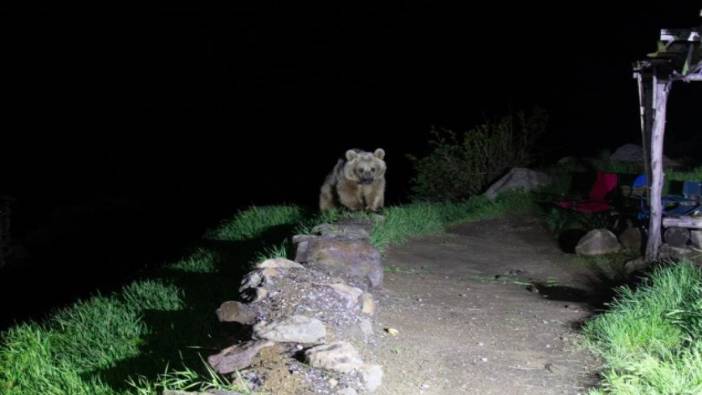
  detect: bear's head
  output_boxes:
[343,148,386,185]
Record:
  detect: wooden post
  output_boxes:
[645,75,673,262]
[636,71,653,200]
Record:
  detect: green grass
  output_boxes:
[0,195,535,394]
[0,205,305,395]
[371,192,535,251]
[668,166,702,182]
[204,205,305,241]
[583,262,702,394]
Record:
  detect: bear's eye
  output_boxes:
[371,168,376,172]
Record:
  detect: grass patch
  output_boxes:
[371,191,535,251]
[0,205,304,395]
[583,261,702,394]
[668,166,702,182]
[204,205,305,242]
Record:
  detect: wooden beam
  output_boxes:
[645,76,673,262]
[682,73,702,81]
[663,216,702,228]
[635,71,653,198]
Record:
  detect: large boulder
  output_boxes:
[610,144,678,167]
[618,225,642,252]
[484,167,551,201]
[575,229,621,256]
[294,236,383,290]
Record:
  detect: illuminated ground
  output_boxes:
[372,216,602,395]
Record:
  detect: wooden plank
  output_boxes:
[663,216,702,228]
[645,76,673,262]
[660,29,701,43]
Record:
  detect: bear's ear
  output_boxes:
[374,148,385,160]
[346,149,358,161]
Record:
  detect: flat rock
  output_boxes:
[305,341,365,373]
[361,293,376,315]
[311,222,371,241]
[216,301,257,324]
[327,283,363,308]
[253,315,326,344]
[336,388,359,395]
[207,340,274,374]
[358,363,383,393]
[256,258,304,269]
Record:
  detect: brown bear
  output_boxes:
[319,148,386,212]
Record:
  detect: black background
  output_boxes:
[1,3,701,326]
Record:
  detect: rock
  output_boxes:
[575,229,621,256]
[163,391,213,395]
[239,271,263,292]
[256,257,304,269]
[361,293,376,315]
[311,222,371,241]
[305,341,364,373]
[691,229,702,249]
[660,243,695,260]
[664,227,690,248]
[359,317,374,337]
[484,167,551,200]
[624,257,648,274]
[241,287,268,303]
[295,237,383,289]
[164,391,239,395]
[336,388,359,395]
[619,225,642,252]
[610,143,677,166]
[384,327,399,336]
[261,267,282,283]
[253,315,326,344]
[327,283,363,308]
[358,364,383,393]
[216,301,257,324]
[207,340,274,374]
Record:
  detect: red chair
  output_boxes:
[557,171,619,213]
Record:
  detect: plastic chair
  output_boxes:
[632,175,701,221]
[557,171,619,213]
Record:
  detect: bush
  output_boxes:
[408,107,548,202]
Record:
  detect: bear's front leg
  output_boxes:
[365,181,385,212]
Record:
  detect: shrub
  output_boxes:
[408,107,547,201]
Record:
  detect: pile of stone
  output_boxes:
[206,219,385,395]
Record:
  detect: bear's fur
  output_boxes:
[319,148,386,212]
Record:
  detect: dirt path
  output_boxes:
[371,215,602,395]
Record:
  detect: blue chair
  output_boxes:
[633,175,701,221]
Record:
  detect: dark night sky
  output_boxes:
[2,3,702,219]
[2,3,702,328]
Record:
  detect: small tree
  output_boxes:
[409,107,547,202]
